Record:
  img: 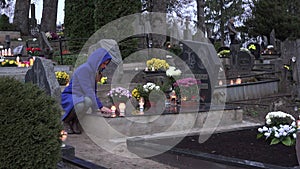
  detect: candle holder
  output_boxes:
[139,97,145,115]
[111,105,116,117]
[119,103,126,117]
[60,130,68,147]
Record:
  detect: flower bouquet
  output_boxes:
[45,31,59,40]
[146,58,169,71]
[132,82,163,110]
[173,77,201,101]
[166,66,182,77]
[26,47,41,56]
[107,87,132,104]
[97,76,108,85]
[257,111,297,146]
[55,71,70,85]
[1,59,18,67]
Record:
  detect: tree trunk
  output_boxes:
[196,0,205,33]
[150,0,167,48]
[13,0,31,36]
[220,0,225,46]
[40,0,58,32]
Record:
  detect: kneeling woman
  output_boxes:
[61,48,112,134]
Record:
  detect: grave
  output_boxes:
[25,57,61,104]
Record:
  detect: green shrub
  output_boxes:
[53,54,78,66]
[0,77,63,169]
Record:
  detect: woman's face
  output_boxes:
[99,60,110,71]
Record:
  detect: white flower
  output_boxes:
[272,126,278,131]
[293,133,297,139]
[274,132,280,138]
[166,66,182,77]
[262,126,268,132]
[264,132,271,138]
[266,119,272,125]
[283,125,290,131]
[278,128,285,134]
[282,132,287,136]
[258,128,263,133]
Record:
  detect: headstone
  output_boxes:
[270,29,276,50]
[179,40,221,103]
[5,35,10,49]
[25,57,61,104]
[235,50,254,72]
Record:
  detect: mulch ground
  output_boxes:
[170,128,298,167]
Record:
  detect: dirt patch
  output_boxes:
[170,128,298,167]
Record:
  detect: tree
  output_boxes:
[64,0,95,51]
[205,0,245,46]
[13,0,31,35]
[244,0,300,41]
[40,0,58,32]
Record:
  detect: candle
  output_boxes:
[16,56,20,63]
[151,67,155,71]
[236,77,242,84]
[111,105,116,117]
[8,48,11,56]
[60,130,68,147]
[29,58,34,66]
[119,103,126,117]
[219,80,223,86]
[170,90,177,105]
[139,97,145,114]
[145,67,149,71]
[230,80,234,85]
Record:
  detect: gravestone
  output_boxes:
[5,35,10,49]
[25,57,61,104]
[179,40,221,103]
[235,51,254,72]
[88,39,123,84]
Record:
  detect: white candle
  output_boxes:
[111,105,116,117]
[8,48,11,56]
[119,103,126,117]
[139,97,144,114]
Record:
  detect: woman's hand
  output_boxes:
[100,106,112,113]
[96,106,112,117]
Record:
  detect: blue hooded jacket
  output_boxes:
[61,48,112,120]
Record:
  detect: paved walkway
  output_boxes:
[65,120,261,169]
[66,132,179,169]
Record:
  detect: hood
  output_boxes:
[87,48,112,73]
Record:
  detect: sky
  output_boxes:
[33,0,65,25]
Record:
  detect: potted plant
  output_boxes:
[106,87,132,105]
[257,111,297,146]
[55,71,70,86]
[131,82,163,110]
[146,58,170,72]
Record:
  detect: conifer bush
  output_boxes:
[0,77,63,169]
